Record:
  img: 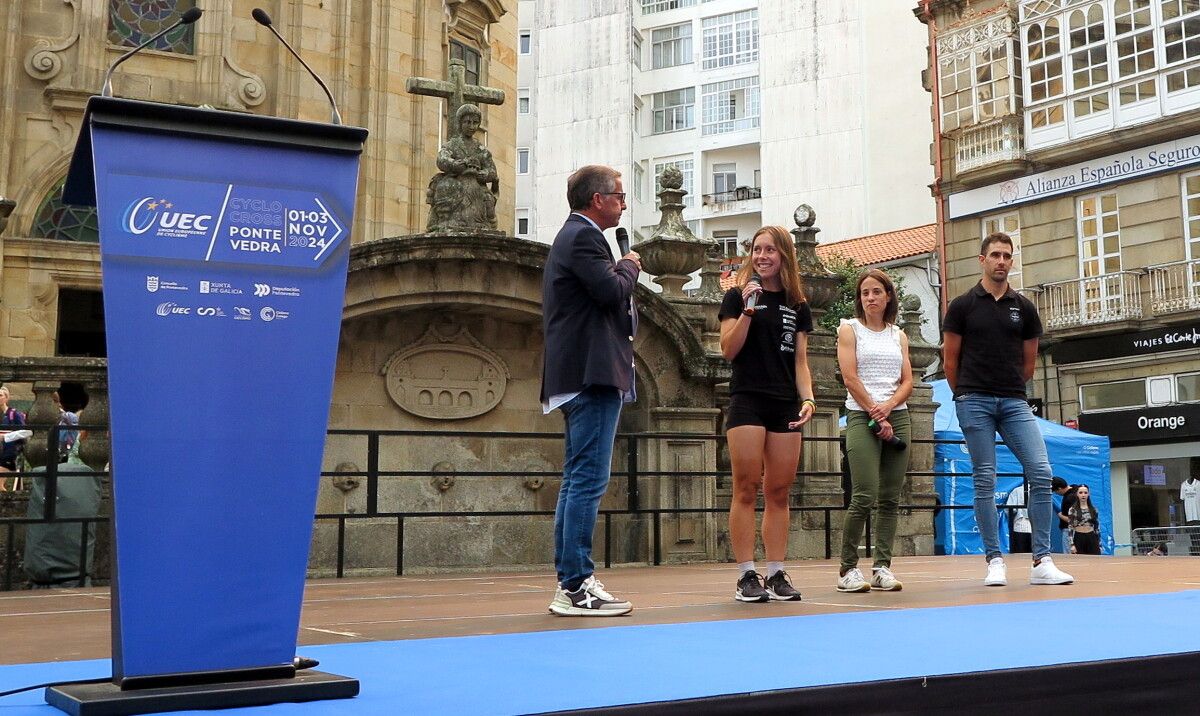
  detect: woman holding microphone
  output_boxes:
[718,226,815,603]
[835,269,913,593]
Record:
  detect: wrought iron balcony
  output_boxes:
[1034,271,1144,329]
[1148,259,1200,314]
[955,115,1024,174]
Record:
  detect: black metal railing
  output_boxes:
[702,186,762,206]
[1,427,1016,590]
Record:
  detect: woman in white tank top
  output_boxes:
[835,269,914,594]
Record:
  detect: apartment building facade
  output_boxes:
[918,0,1200,541]
[519,1,933,271]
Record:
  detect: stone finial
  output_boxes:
[899,293,940,371]
[695,241,726,303]
[660,165,684,190]
[789,204,839,319]
[0,198,15,236]
[636,166,713,297]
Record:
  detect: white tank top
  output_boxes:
[842,318,907,412]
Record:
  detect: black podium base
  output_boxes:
[45,671,359,716]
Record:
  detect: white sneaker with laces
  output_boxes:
[870,567,903,591]
[837,567,871,593]
[984,557,1007,587]
[550,575,633,617]
[1030,557,1074,585]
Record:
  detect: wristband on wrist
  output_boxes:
[801,398,816,410]
[742,308,754,316]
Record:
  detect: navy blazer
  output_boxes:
[540,214,639,402]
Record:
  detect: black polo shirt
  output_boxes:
[943,281,1042,398]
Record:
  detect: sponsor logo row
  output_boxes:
[155,302,290,322]
[146,276,301,298]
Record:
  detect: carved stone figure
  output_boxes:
[426,104,499,233]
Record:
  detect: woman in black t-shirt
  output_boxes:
[718,225,815,603]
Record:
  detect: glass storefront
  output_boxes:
[1123,456,1200,530]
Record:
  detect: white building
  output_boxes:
[517,0,935,270]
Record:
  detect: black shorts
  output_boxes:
[725,393,800,433]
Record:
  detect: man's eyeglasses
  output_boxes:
[600,192,626,201]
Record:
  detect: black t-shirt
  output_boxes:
[943,282,1042,398]
[1059,486,1079,527]
[719,287,813,400]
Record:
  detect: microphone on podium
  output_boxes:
[100,7,203,97]
[615,227,631,256]
[252,8,343,125]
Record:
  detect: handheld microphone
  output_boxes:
[615,227,630,255]
[745,273,763,311]
[252,8,343,125]
[868,419,906,450]
[101,7,203,97]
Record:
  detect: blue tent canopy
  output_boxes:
[929,380,1113,555]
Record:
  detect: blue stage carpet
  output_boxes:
[2,590,1197,715]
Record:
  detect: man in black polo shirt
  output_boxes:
[943,232,1073,588]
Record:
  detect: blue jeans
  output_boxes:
[955,394,1053,562]
[555,386,623,591]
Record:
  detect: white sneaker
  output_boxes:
[984,557,1007,587]
[1030,557,1074,585]
[870,567,903,591]
[837,567,871,593]
[550,576,633,617]
[548,585,568,613]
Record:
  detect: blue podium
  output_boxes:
[52,97,367,715]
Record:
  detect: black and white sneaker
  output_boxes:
[549,576,632,617]
[735,570,769,603]
[765,570,803,601]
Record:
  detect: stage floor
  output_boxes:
[3,555,1200,714]
[3,554,1199,665]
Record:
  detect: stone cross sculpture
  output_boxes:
[406,59,506,234]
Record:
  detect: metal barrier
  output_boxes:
[1,427,1004,590]
[1131,526,1200,556]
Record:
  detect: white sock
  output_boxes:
[738,561,755,575]
[767,561,784,578]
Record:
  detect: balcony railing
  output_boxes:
[1148,259,1200,314]
[702,186,762,206]
[955,115,1024,174]
[1034,271,1144,329]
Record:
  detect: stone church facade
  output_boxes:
[0,1,937,581]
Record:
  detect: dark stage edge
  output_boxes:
[44,671,359,716]
[544,651,1200,715]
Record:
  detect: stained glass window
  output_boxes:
[32,180,99,243]
[107,0,197,55]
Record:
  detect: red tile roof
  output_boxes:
[718,224,936,291]
[815,224,936,266]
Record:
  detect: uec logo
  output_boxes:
[124,197,213,235]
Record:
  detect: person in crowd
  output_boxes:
[718,225,815,602]
[834,270,913,593]
[1068,484,1102,555]
[1,386,28,491]
[1055,477,1079,553]
[541,165,639,617]
[1006,482,1032,554]
[943,232,1073,587]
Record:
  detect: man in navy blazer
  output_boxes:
[542,165,640,616]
